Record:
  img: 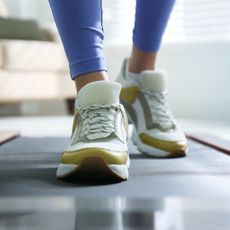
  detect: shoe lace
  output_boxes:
[142,90,175,128]
[79,105,117,140]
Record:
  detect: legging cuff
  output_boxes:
[70,57,107,80]
[133,36,162,53]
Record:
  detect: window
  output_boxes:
[103,0,230,43]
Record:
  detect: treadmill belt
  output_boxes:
[0,136,230,197]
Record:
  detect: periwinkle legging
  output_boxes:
[49,0,175,80]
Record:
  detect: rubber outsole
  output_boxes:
[132,129,187,158]
[56,156,129,183]
[120,104,187,158]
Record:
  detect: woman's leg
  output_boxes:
[129,0,176,73]
[118,0,187,158]
[48,0,130,182]
[48,0,108,91]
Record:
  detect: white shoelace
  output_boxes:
[79,105,117,140]
[142,90,175,129]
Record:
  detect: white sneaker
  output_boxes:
[56,81,130,181]
[117,58,187,158]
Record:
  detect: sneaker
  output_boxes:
[117,58,187,158]
[56,81,130,181]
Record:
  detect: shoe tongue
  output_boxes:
[140,70,168,93]
[76,80,121,109]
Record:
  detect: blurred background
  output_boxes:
[0,0,230,138]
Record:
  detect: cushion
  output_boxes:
[0,17,44,40]
[0,40,68,71]
[0,70,75,101]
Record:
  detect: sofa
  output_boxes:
[0,16,75,104]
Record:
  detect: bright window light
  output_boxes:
[103,0,230,44]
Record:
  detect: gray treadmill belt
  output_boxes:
[0,137,230,197]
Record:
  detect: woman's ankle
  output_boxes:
[129,45,158,74]
[74,71,108,92]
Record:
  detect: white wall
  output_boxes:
[105,40,230,121]
[4,0,21,17]
[5,0,52,22]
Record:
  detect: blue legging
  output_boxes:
[49,0,175,80]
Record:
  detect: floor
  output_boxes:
[0,116,230,229]
[1,197,230,230]
[1,116,230,140]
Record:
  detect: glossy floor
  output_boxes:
[0,197,229,230]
